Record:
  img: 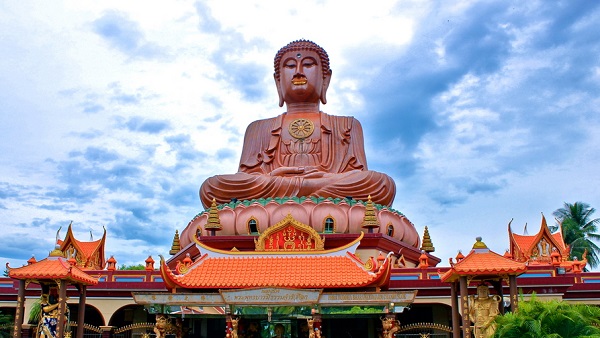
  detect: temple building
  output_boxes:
[3,40,600,338]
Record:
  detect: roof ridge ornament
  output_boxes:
[361,195,379,232]
[472,237,490,253]
[169,230,181,255]
[420,226,435,253]
[204,198,222,235]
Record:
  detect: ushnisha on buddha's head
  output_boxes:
[273,39,332,109]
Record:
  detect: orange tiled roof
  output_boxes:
[8,256,98,285]
[75,239,101,258]
[59,224,106,270]
[163,216,391,290]
[551,232,567,251]
[509,215,568,259]
[161,253,390,290]
[441,239,526,283]
[511,233,536,254]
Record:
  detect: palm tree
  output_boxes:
[553,202,600,270]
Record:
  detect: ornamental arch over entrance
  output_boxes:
[108,304,151,328]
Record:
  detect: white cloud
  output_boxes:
[2,0,600,270]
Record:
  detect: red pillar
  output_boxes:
[77,286,87,338]
[57,280,68,338]
[451,281,461,338]
[509,275,518,313]
[459,276,471,338]
[13,279,25,338]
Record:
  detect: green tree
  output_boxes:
[0,311,14,338]
[553,202,600,269]
[493,295,600,337]
[119,264,146,270]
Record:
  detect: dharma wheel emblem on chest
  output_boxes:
[288,118,315,139]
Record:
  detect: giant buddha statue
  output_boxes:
[200,40,396,208]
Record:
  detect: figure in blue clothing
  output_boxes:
[37,291,60,338]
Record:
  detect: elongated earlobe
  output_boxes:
[274,73,284,107]
[320,70,332,105]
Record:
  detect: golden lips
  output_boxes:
[292,78,308,85]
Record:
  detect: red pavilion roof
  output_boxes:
[8,255,98,286]
[441,238,526,283]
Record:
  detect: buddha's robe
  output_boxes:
[200,112,396,208]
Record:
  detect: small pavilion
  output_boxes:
[441,237,527,338]
[7,246,98,338]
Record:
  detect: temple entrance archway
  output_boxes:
[109,305,150,327]
[397,303,453,328]
[68,303,105,327]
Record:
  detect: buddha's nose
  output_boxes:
[292,73,306,81]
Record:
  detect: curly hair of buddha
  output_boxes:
[274,39,330,81]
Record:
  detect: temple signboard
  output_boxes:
[319,291,417,305]
[133,292,225,306]
[133,289,417,307]
[221,288,322,305]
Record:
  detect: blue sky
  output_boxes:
[1,1,599,269]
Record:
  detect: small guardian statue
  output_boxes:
[469,284,501,338]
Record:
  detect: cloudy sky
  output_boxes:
[1,1,599,269]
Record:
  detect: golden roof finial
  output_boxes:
[472,236,489,249]
[420,226,435,253]
[204,198,222,230]
[361,195,379,230]
[49,244,63,257]
[169,230,181,255]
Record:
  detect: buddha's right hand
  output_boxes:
[270,166,327,178]
[270,166,305,176]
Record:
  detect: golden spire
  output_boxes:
[169,230,181,255]
[472,236,489,250]
[49,244,63,257]
[420,226,435,253]
[204,198,222,231]
[361,195,379,232]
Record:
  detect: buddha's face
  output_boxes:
[276,49,331,106]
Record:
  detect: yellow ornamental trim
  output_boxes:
[254,214,325,251]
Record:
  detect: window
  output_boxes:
[386,223,394,237]
[324,217,335,233]
[248,218,259,234]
